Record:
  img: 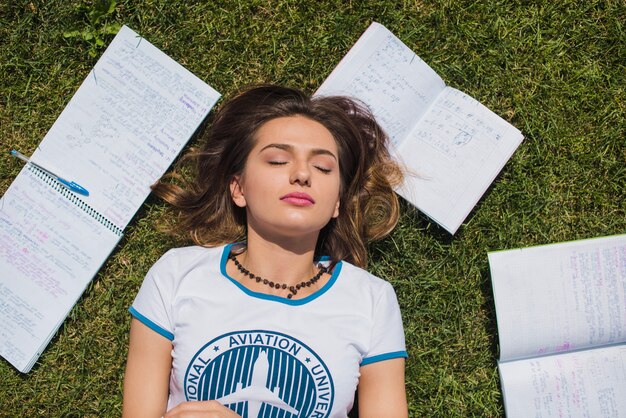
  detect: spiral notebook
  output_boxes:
[0,26,221,373]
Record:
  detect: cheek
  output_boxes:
[242,171,283,202]
[334,172,344,197]
[327,177,342,214]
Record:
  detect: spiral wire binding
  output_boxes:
[28,165,124,237]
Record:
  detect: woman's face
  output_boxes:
[230,115,341,241]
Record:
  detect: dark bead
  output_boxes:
[250,274,255,279]
[275,283,281,289]
[287,294,293,299]
[296,284,301,289]
[263,279,268,285]
[281,284,287,289]
[269,281,274,287]
[256,277,261,282]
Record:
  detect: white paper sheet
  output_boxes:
[499,346,626,418]
[316,22,445,149]
[30,26,220,230]
[398,87,523,232]
[0,25,220,372]
[489,234,626,362]
[0,167,121,372]
[316,22,523,233]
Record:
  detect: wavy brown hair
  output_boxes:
[152,85,403,268]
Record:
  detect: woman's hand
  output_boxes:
[164,401,242,418]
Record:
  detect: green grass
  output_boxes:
[1,0,624,416]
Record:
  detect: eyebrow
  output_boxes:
[259,143,337,160]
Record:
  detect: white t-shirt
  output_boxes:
[130,244,407,418]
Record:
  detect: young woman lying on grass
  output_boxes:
[123,85,408,418]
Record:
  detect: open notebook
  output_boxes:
[0,26,221,373]
[488,234,626,417]
[317,22,523,234]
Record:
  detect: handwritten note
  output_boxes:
[0,25,220,373]
[489,235,626,362]
[316,22,523,233]
[398,87,523,232]
[499,346,626,418]
[316,23,444,148]
[30,26,220,229]
[0,167,121,372]
[490,235,626,416]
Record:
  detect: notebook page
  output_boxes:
[0,167,122,372]
[316,22,445,149]
[499,346,626,418]
[30,26,221,230]
[397,87,523,233]
[488,235,626,363]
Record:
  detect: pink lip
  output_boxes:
[280,192,315,206]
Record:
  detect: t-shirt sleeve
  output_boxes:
[362,281,407,366]
[129,251,177,341]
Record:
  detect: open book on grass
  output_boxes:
[317,22,523,234]
[488,234,626,417]
[0,26,220,373]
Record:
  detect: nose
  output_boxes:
[289,160,311,186]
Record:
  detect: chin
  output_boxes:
[249,213,335,240]
[266,221,330,241]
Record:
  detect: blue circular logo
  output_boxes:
[184,330,334,417]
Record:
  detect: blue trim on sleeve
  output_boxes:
[129,306,174,341]
[361,350,408,366]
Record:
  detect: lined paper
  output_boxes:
[30,26,220,230]
[317,22,523,233]
[0,26,220,372]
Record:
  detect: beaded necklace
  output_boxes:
[228,253,327,299]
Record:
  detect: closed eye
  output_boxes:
[315,166,332,174]
[268,161,288,166]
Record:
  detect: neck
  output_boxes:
[240,228,319,286]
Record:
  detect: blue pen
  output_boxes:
[10,150,90,196]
